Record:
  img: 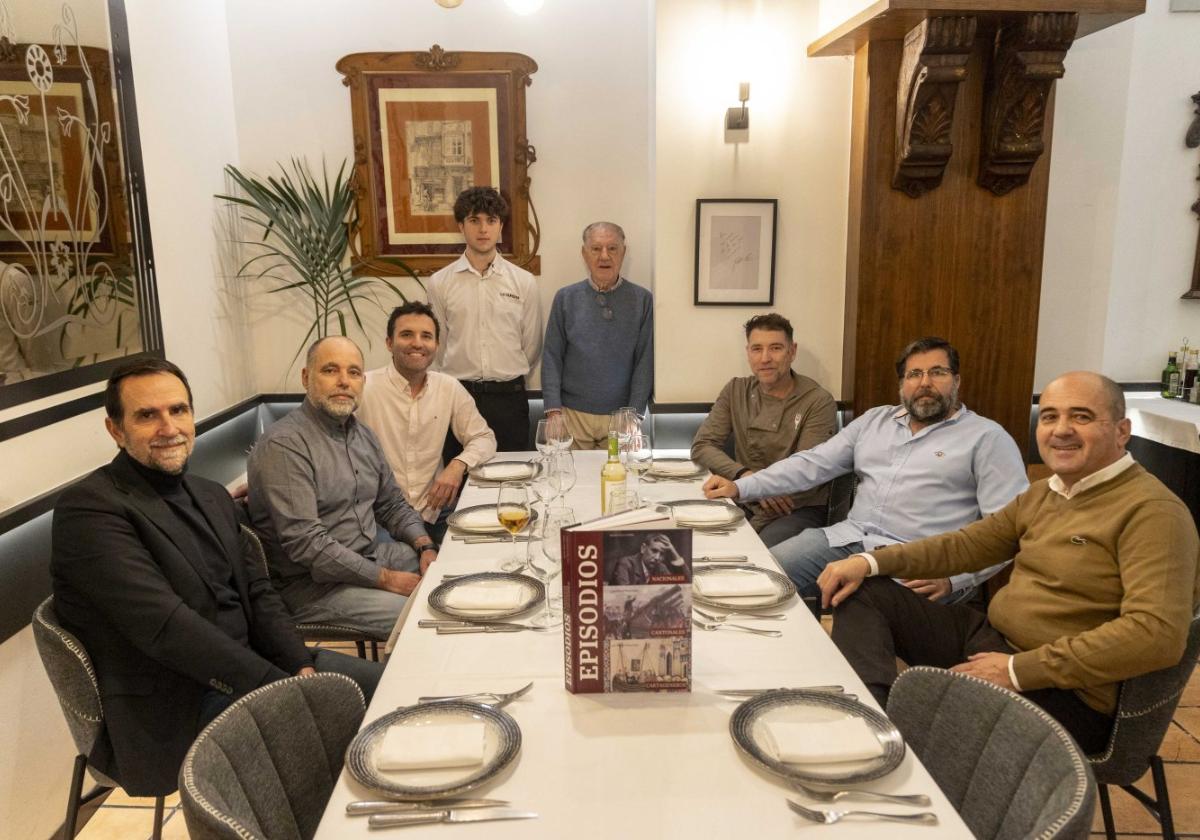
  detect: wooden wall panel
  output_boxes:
[843,36,1054,457]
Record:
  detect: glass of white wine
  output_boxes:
[496,481,531,572]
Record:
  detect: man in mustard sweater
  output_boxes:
[817,371,1200,752]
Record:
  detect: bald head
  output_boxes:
[302,336,365,421]
[1047,371,1125,421]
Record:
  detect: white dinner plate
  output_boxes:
[447,503,539,535]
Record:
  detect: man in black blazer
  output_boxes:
[51,358,381,796]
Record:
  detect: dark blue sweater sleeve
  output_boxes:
[541,290,566,410]
[629,291,654,413]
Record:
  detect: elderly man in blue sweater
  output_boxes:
[542,222,654,449]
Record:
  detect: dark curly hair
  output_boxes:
[453,187,509,224]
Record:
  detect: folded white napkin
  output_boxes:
[377,722,486,771]
[580,505,671,530]
[456,508,504,528]
[673,505,732,523]
[653,460,698,475]
[479,462,530,479]
[762,717,884,764]
[695,572,775,597]
[444,583,525,611]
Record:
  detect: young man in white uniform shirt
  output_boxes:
[358,302,497,542]
[426,186,542,452]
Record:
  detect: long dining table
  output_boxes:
[314,451,971,838]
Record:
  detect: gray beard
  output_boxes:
[316,394,357,420]
[901,384,958,424]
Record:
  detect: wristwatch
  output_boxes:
[419,542,440,555]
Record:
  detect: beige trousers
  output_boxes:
[561,407,611,450]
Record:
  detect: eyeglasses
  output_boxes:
[903,366,954,381]
[595,293,614,321]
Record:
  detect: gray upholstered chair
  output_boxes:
[179,672,365,840]
[887,666,1096,840]
[31,596,166,839]
[239,525,379,660]
[1090,613,1200,840]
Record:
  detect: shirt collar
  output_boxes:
[301,397,356,435]
[1048,452,1135,499]
[587,276,625,294]
[450,251,508,279]
[891,404,966,429]
[387,362,426,398]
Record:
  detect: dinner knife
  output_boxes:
[436,623,527,634]
[717,685,846,696]
[368,807,538,828]
[348,798,508,815]
[418,619,528,630]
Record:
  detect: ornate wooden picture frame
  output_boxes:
[336,46,541,277]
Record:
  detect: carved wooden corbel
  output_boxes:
[892,15,976,198]
[978,12,1078,196]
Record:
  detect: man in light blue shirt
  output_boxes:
[703,337,1028,605]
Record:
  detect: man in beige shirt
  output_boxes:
[691,313,837,546]
[817,371,1200,753]
[358,302,497,542]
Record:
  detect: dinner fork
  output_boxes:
[786,799,938,825]
[691,617,782,638]
[792,781,931,807]
[693,607,786,622]
[417,681,534,707]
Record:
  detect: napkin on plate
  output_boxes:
[762,717,884,764]
[377,722,486,771]
[479,462,530,480]
[695,572,775,597]
[673,505,732,524]
[444,584,525,611]
[456,508,504,529]
[653,460,698,475]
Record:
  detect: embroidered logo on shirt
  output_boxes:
[1070,536,1087,545]
[499,292,521,301]
[793,413,802,430]
[934,451,945,458]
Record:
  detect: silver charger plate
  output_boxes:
[345,701,521,800]
[730,690,905,784]
[428,572,545,619]
[692,564,796,610]
[447,503,540,535]
[469,460,540,483]
[647,458,705,478]
[663,499,746,528]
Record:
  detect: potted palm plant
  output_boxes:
[218,158,418,366]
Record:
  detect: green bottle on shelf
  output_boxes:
[1162,352,1181,398]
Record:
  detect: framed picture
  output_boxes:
[694,199,777,306]
[337,46,541,276]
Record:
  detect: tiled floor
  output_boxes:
[72,645,1200,839]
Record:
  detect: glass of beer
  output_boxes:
[497,481,532,571]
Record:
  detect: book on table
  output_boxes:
[561,506,692,694]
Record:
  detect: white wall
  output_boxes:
[654,0,852,402]
[0,1,247,834]
[221,0,654,390]
[1038,0,1200,387]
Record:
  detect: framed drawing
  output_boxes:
[0,0,161,438]
[337,46,541,276]
[694,199,777,306]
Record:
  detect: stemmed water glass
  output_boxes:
[545,411,573,450]
[534,420,554,455]
[549,451,576,504]
[626,430,652,497]
[528,505,574,627]
[524,455,554,568]
[496,482,531,572]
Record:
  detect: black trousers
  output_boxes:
[444,382,530,461]
[832,577,1113,754]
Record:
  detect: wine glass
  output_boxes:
[529,505,574,627]
[626,430,653,496]
[534,420,554,455]
[496,482,531,572]
[525,456,553,565]
[549,451,576,504]
[546,411,573,450]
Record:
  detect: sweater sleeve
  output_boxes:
[873,494,1023,578]
[541,291,566,410]
[628,291,654,414]
[1011,499,1199,693]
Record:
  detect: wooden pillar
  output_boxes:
[811,2,1144,456]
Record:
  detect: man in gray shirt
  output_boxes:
[248,336,438,640]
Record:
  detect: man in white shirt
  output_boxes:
[358,302,497,542]
[426,186,542,452]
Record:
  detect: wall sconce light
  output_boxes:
[725,82,750,143]
[435,0,464,8]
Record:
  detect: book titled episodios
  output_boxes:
[561,507,692,694]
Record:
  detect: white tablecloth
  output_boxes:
[1126,393,1200,454]
[315,452,970,839]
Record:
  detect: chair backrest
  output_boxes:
[1089,612,1200,785]
[179,673,365,840]
[31,595,117,787]
[888,667,1096,840]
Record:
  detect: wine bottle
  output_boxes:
[1162,352,1181,398]
[600,431,627,514]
